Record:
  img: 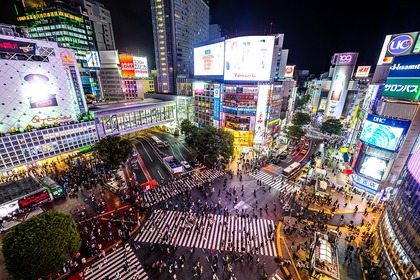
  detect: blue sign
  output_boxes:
[213,85,220,121]
[360,114,411,151]
[388,54,420,78]
[388,34,415,55]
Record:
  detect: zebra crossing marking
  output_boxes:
[135,210,277,257]
[84,246,147,280]
[249,170,298,192]
[141,169,224,206]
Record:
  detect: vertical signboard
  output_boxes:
[133,56,149,78]
[60,49,87,114]
[325,52,358,119]
[213,84,221,128]
[254,85,270,144]
[119,55,135,77]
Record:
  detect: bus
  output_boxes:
[38,176,66,199]
[151,136,165,148]
[282,162,301,177]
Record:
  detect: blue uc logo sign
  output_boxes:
[388,34,414,55]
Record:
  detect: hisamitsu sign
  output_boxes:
[388,54,420,78]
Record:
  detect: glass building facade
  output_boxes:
[374,134,420,280]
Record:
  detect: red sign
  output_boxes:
[0,38,36,55]
[18,190,50,208]
[119,55,135,77]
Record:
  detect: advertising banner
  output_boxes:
[352,174,380,191]
[355,66,371,78]
[0,38,36,55]
[224,36,274,81]
[388,54,420,78]
[253,85,270,144]
[86,51,100,67]
[194,41,225,78]
[383,78,420,100]
[360,114,411,151]
[377,32,419,65]
[213,84,221,123]
[119,55,135,77]
[133,56,149,78]
[358,155,388,181]
[284,65,295,78]
[330,73,346,101]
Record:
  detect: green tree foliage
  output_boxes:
[180,120,234,166]
[284,125,306,142]
[93,135,133,169]
[2,211,81,280]
[320,118,343,135]
[294,93,311,110]
[292,112,311,126]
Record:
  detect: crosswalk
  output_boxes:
[141,169,224,206]
[135,209,277,257]
[249,170,299,193]
[84,246,147,280]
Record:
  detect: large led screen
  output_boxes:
[360,114,411,151]
[224,36,274,81]
[359,155,388,181]
[193,40,225,79]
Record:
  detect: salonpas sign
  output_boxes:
[383,78,420,100]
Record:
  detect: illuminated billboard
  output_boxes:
[86,51,100,67]
[355,66,371,78]
[0,36,84,133]
[376,32,419,65]
[284,65,295,78]
[119,55,134,77]
[383,78,420,100]
[360,114,411,151]
[193,39,225,79]
[0,38,37,55]
[133,57,149,78]
[358,155,388,181]
[388,54,420,78]
[254,85,270,144]
[224,36,274,81]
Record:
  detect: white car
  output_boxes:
[181,161,191,169]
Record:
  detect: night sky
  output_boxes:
[2,0,420,75]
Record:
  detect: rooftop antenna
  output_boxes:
[269,22,273,34]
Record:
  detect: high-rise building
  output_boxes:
[14,0,102,102]
[150,0,210,93]
[374,134,420,279]
[82,0,116,51]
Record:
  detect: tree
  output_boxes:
[294,93,310,110]
[180,120,234,167]
[2,211,81,280]
[284,125,306,143]
[292,112,311,126]
[93,135,133,169]
[320,118,343,135]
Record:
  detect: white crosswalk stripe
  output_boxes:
[84,246,147,280]
[141,169,224,207]
[135,210,277,257]
[249,170,298,193]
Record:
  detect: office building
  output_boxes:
[14,0,101,102]
[83,0,116,51]
[150,0,210,93]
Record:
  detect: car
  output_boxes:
[302,165,311,173]
[300,149,307,155]
[181,161,191,169]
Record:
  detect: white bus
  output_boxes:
[151,136,165,148]
[283,162,300,177]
